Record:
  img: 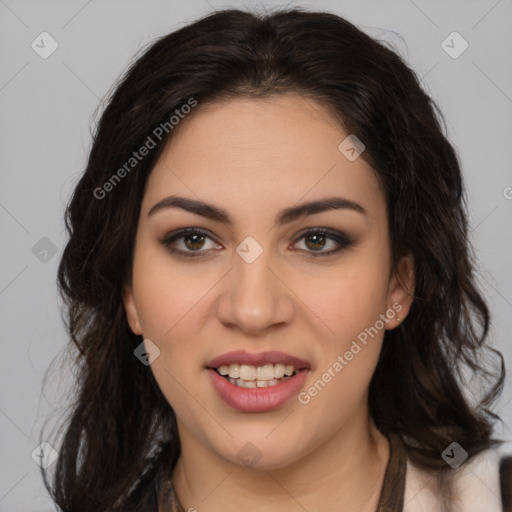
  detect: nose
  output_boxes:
[215,244,295,336]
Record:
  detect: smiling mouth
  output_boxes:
[212,363,299,388]
[207,357,310,412]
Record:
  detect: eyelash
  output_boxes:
[160,227,353,259]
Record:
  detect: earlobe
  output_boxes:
[122,285,143,335]
[386,253,415,329]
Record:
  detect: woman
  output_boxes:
[42,8,511,511]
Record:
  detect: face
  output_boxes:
[123,94,414,470]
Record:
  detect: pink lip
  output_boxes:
[206,350,311,370]
[207,368,310,413]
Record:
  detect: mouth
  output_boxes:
[205,350,311,412]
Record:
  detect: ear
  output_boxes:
[385,252,415,330]
[122,284,143,335]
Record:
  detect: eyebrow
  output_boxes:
[148,195,367,225]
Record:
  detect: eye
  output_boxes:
[291,229,353,257]
[161,228,221,258]
[160,227,353,259]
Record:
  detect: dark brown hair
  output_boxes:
[42,7,505,510]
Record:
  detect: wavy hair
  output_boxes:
[42,8,505,510]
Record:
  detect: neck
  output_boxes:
[171,410,390,512]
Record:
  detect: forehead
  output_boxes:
[142,94,385,225]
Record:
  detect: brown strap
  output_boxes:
[159,470,184,512]
[376,432,406,512]
[501,455,512,512]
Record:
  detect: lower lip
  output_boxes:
[207,368,309,413]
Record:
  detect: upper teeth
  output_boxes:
[217,363,295,380]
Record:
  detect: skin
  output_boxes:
[123,94,415,512]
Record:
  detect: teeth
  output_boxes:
[218,362,302,389]
[257,364,275,380]
[228,376,291,388]
[239,364,257,380]
[218,363,297,381]
[228,364,239,378]
[274,364,285,378]
[218,365,230,376]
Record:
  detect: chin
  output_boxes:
[213,430,311,471]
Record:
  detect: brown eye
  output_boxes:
[183,233,207,251]
[292,229,353,257]
[304,233,328,251]
[161,228,221,258]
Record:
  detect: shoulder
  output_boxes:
[403,441,512,512]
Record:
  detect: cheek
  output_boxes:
[297,249,391,407]
[131,239,214,341]
[130,239,214,412]
[296,270,389,426]
[305,256,391,344]
[131,242,207,415]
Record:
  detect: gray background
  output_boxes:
[1,0,511,510]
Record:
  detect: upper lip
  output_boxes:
[206,350,311,370]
